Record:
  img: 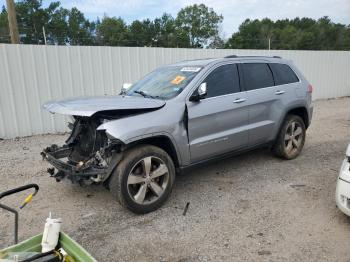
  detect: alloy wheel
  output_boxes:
[284,121,303,155]
[127,156,169,205]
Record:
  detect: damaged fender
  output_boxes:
[97,104,190,166]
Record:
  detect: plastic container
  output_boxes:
[41,213,62,253]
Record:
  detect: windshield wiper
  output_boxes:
[134,90,161,99]
[134,90,148,97]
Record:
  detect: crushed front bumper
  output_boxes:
[41,145,110,182]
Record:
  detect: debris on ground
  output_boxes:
[183,202,190,216]
[290,184,306,188]
[258,250,272,256]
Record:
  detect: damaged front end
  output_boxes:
[41,117,123,185]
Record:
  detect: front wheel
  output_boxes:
[109,145,175,214]
[272,115,306,160]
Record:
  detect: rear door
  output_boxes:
[239,62,279,146]
[269,62,301,106]
[186,63,249,163]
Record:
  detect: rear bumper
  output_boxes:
[335,159,350,216]
[308,104,313,126]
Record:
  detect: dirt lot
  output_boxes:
[1,98,350,261]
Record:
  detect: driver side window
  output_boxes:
[204,64,240,98]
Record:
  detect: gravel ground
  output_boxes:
[1,97,350,261]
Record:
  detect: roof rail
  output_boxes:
[224,55,282,59]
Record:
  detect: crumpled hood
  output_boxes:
[43,95,166,117]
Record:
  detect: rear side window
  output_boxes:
[269,63,299,85]
[242,63,274,91]
[204,64,240,98]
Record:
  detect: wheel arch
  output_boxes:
[272,105,309,144]
[125,135,181,169]
[285,106,309,129]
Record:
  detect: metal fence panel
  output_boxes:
[1,44,349,139]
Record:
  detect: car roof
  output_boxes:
[172,58,221,67]
[171,56,290,68]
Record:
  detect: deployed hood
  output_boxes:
[43,95,166,117]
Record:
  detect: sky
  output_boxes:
[1,0,350,37]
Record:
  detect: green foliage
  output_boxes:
[226,17,350,50]
[0,1,349,50]
[0,6,9,43]
[67,7,95,45]
[176,4,223,47]
[96,16,127,46]
[1,0,94,45]
[127,19,154,46]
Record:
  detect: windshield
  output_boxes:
[126,66,202,99]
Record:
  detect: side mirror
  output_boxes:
[190,82,207,102]
[121,83,132,94]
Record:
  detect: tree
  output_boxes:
[153,13,190,47]
[176,4,223,47]
[128,19,156,46]
[0,1,95,45]
[67,7,95,45]
[1,1,349,50]
[0,6,9,43]
[225,17,350,50]
[225,19,272,49]
[15,0,50,44]
[96,16,127,46]
[208,35,225,49]
[46,5,69,45]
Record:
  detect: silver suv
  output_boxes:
[42,55,313,213]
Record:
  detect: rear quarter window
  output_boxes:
[241,63,274,91]
[269,63,299,85]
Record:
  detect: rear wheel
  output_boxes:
[109,145,175,214]
[272,115,306,159]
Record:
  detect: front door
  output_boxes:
[186,63,249,163]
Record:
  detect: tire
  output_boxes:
[109,145,175,214]
[272,114,306,160]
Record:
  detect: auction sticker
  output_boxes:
[180,67,201,72]
[171,76,186,85]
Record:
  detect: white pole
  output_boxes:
[268,38,271,50]
[43,26,47,45]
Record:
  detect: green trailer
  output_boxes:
[0,184,97,262]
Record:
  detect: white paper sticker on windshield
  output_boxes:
[180,67,201,72]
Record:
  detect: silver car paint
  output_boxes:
[43,96,165,117]
[44,57,313,167]
[239,59,281,146]
[184,61,249,162]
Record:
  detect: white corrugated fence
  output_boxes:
[0,44,349,139]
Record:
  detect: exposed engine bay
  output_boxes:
[41,116,123,185]
[41,95,167,185]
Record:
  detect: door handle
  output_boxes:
[275,90,285,95]
[233,98,246,103]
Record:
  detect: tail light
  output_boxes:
[307,84,313,93]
